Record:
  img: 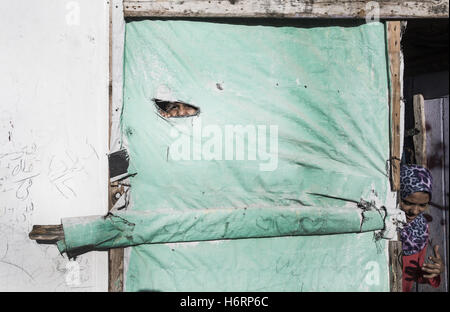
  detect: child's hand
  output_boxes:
[422,245,444,279]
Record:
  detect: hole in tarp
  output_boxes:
[153,98,200,118]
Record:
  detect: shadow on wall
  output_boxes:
[125,16,367,29]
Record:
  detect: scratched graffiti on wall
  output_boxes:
[0,118,102,291]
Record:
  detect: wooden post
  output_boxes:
[387,21,402,191]
[388,240,403,292]
[413,94,427,167]
[108,0,124,292]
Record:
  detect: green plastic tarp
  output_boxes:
[57,20,392,291]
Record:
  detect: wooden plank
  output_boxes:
[29,225,64,243]
[387,21,402,191]
[108,0,125,293]
[108,248,124,291]
[413,94,427,167]
[123,0,449,18]
[388,240,403,292]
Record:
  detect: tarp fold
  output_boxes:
[57,205,385,257]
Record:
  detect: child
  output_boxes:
[399,164,444,292]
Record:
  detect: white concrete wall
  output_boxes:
[0,0,109,291]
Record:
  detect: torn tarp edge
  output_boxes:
[56,239,67,254]
[57,205,386,257]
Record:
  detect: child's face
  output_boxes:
[400,191,430,223]
[159,103,198,118]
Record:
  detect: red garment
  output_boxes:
[402,243,441,292]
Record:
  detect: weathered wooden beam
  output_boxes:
[29,225,64,244]
[108,179,125,292]
[413,94,427,167]
[108,248,124,291]
[387,21,402,192]
[123,0,449,18]
[388,240,403,292]
[108,0,125,293]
